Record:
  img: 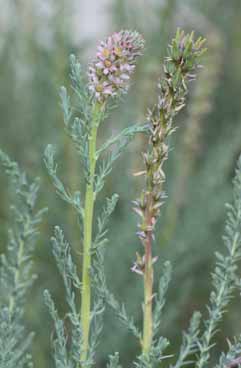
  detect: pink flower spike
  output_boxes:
[88,30,145,102]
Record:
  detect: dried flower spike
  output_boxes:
[134,29,207,247]
[88,30,144,101]
[132,29,206,356]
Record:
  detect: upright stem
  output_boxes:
[80,103,101,361]
[135,28,206,359]
[143,196,154,355]
[9,237,25,314]
[9,220,29,315]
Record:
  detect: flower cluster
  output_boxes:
[132,29,206,275]
[88,30,144,102]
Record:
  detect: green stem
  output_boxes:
[143,210,154,355]
[9,237,25,314]
[80,103,102,362]
[9,219,30,315]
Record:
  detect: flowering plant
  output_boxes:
[44,29,145,365]
[1,27,241,368]
[43,28,241,368]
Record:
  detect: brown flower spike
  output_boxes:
[132,29,206,355]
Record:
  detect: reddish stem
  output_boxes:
[143,196,154,354]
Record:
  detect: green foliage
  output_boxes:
[171,312,202,368]
[44,226,85,368]
[93,194,119,250]
[95,123,148,195]
[169,156,241,368]
[196,156,241,368]
[153,261,172,339]
[216,335,241,368]
[0,150,45,368]
[107,353,122,368]
[94,249,141,341]
[44,144,84,219]
[1,2,241,367]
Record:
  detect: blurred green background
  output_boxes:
[0,0,241,367]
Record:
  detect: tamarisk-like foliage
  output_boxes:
[0,150,46,368]
[170,156,241,368]
[215,335,241,368]
[195,156,241,368]
[44,227,92,368]
[132,29,206,358]
[44,30,145,366]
